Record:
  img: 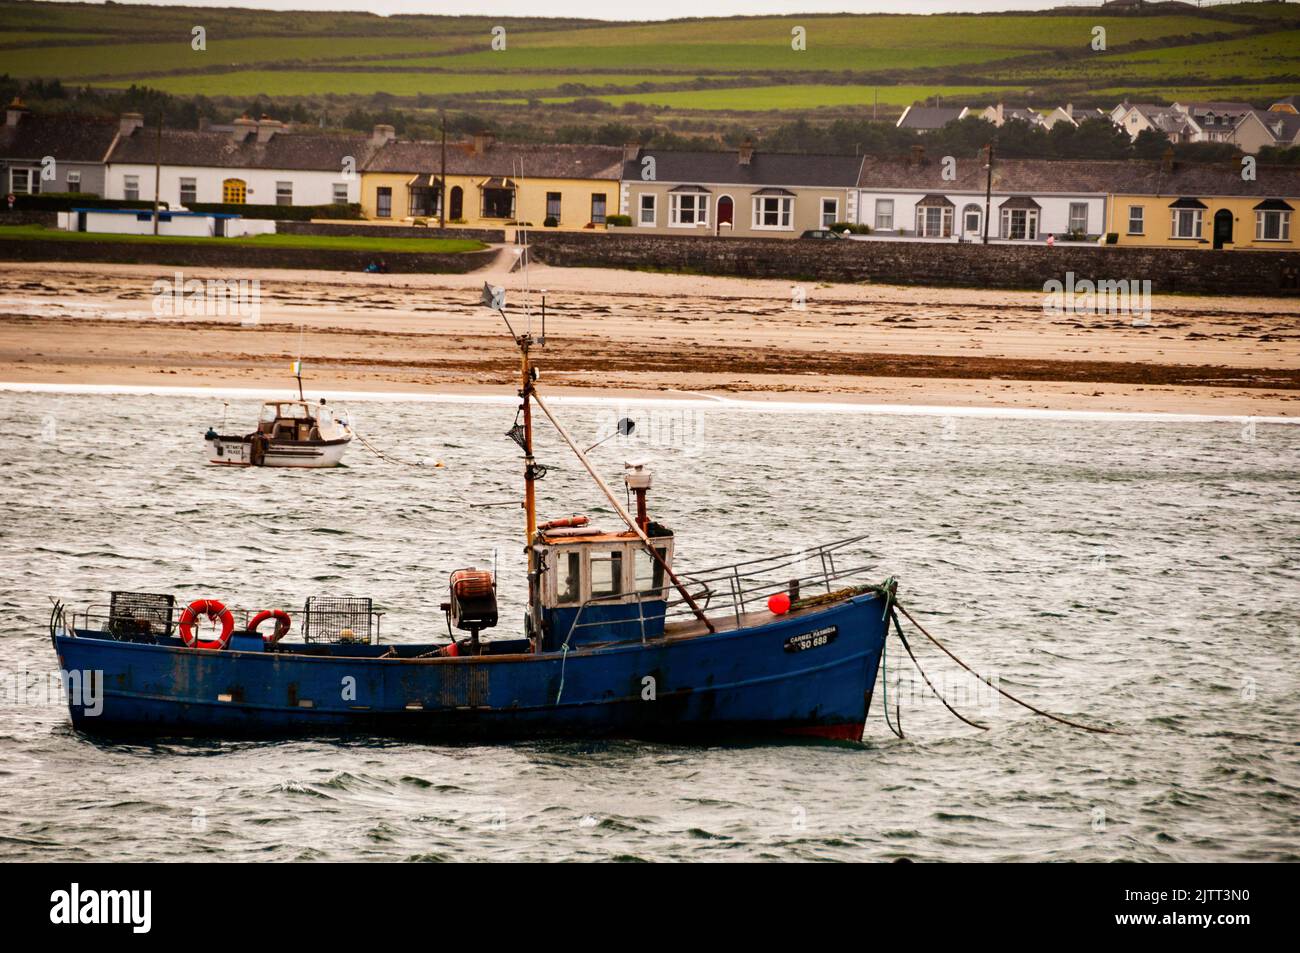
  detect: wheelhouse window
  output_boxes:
[670,191,707,227]
[375,186,392,218]
[589,551,623,598]
[638,193,656,226]
[590,193,607,224]
[1171,208,1202,239]
[556,551,581,604]
[275,181,293,206]
[1256,209,1291,242]
[179,177,196,205]
[753,195,793,230]
[634,547,667,596]
[874,198,894,231]
[1127,205,1144,235]
[821,197,839,228]
[1000,208,1038,240]
[1068,202,1088,234]
[221,178,245,204]
[916,205,953,238]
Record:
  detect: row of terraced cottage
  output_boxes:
[3,103,1298,251]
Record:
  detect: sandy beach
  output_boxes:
[1,260,1297,416]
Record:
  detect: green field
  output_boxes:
[2,0,1296,116]
[0,225,487,254]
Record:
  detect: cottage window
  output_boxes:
[962,204,982,234]
[821,197,839,229]
[670,192,707,227]
[546,191,562,221]
[481,187,514,219]
[10,168,39,195]
[1068,202,1088,235]
[332,182,349,205]
[917,205,952,238]
[221,178,246,204]
[376,186,392,218]
[874,198,894,231]
[65,170,81,193]
[638,193,656,226]
[1256,210,1291,242]
[1127,205,1144,235]
[1170,208,1202,239]
[276,181,293,206]
[752,195,793,229]
[1000,208,1038,240]
[179,178,196,205]
[591,193,607,225]
[408,186,433,217]
[123,174,140,201]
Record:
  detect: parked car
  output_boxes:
[799,229,846,240]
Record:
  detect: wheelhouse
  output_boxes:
[536,526,675,650]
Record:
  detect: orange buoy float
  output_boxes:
[768,593,791,615]
[178,598,235,650]
[539,515,589,532]
[247,608,292,644]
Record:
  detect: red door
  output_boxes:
[717,195,733,235]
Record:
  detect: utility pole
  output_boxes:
[439,112,447,229]
[152,113,164,235]
[982,140,994,245]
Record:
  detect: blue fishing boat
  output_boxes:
[49,286,892,742]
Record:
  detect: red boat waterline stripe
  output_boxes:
[780,722,865,741]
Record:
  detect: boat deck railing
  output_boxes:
[53,599,383,646]
[562,534,876,646]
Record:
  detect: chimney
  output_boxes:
[472,131,495,156]
[909,144,925,167]
[231,114,256,141]
[6,97,27,127]
[1161,147,1175,174]
[371,124,396,147]
[622,141,640,163]
[738,138,754,166]
[255,115,283,143]
[119,111,144,136]
[995,102,1005,125]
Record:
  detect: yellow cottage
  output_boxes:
[360,133,622,232]
[1105,158,1300,251]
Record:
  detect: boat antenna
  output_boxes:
[479,287,714,635]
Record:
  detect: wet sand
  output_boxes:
[1,261,1297,416]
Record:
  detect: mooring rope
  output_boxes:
[352,428,443,469]
[893,601,1120,736]
[890,608,989,732]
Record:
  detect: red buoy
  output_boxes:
[768,593,791,615]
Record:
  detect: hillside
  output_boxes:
[1,1,1296,133]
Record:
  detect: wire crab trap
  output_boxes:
[301,596,382,645]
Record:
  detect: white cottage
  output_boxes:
[856,153,1111,243]
[103,113,389,209]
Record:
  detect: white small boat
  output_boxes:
[205,398,352,468]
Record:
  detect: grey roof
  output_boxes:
[364,140,622,179]
[621,148,863,188]
[857,155,1300,198]
[896,106,966,131]
[1246,110,1300,144]
[0,111,119,163]
[109,127,375,171]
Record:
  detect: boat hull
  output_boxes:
[53,593,888,742]
[205,435,350,468]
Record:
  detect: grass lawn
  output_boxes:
[0,225,487,254]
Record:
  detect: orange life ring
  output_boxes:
[178,598,235,650]
[247,608,292,644]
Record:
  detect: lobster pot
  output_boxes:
[302,596,378,645]
[108,591,175,641]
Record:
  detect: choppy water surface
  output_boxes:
[0,391,1296,861]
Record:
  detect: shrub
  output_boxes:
[1105,232,1119,245]
[186,202,364,221]
[543,215,559,227]
[4,193,156,212]
[831,221,869,234]
[605,214,633,227]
